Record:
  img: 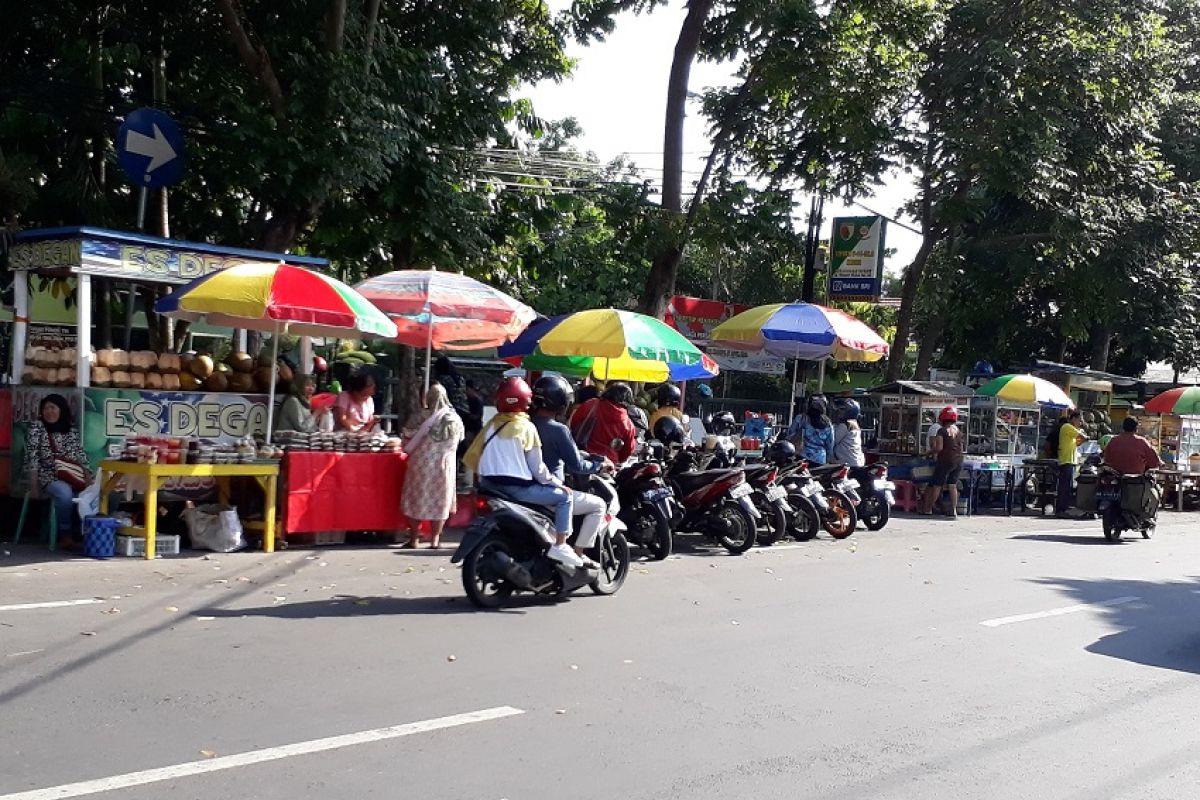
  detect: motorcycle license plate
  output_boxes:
[838,479,859,492]
[642,487,672,501]
[801,483,821,497]
[729,482,753,499]
[766,485,787,501]
[874,479,895,491]
[1099,490,1119,501]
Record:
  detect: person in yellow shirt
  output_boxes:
[647,383,689,437]
[1055,410,1086,516]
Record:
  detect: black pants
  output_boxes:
[1055,463,1075,514]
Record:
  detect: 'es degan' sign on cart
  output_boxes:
[829,216,887,302]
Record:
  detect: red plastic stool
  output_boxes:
[892,479,921,512]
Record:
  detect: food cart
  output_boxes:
[865,381,974,459]
[966,397,1048,462]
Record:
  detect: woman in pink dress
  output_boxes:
[333,373,376,432]
[401,384,464,548]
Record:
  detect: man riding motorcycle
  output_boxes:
[570,382,638,465]
[463,376,580,568]
[531,375,613,565]
[1103,416,1163,475]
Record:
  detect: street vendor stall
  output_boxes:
[865,381,974,459]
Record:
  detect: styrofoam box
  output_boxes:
[116,534,181,557]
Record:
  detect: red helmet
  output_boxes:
[938,405,959,424]
[495,376,533,412]
[312,355,328,374]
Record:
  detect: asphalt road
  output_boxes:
[3,511,1199,800]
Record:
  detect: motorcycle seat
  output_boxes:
[742,464,775,482]
[808,463,845,477]
[478,485,559,517]
[672,469,742,494]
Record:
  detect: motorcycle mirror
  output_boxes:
[681,415,690,424]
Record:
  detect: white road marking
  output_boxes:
[0,706,525,800]
[0,599,104,613]
[980,596,1140,628]
[752,543,807,553]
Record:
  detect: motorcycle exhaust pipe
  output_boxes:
[488,550,535,590]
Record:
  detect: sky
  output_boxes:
[524,0,921,281]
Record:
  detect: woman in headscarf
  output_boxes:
[274,372,330,433]
[400,383,465,549]
[787,396,834,465]
[23,393,91,548]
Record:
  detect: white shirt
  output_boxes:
[833,423,865,467]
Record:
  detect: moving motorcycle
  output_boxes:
[453,474,630,608]
[1092,467,1159,542]
[614,441,675,560]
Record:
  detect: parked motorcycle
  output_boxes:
[794,462,859,538]
[453,474,631,608]
[849,463,896,531]
[664,446,759,554]
[741,462,793,545]
[614,442,675,560]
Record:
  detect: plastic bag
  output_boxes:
[184,503,245,552]
[77,472,103,520]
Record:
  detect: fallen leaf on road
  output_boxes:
[305,555,318,560]
[199,750,216,759]
[623,659,633,664]
[911,546,920,551]
[764,568,774,574]
[447,654,457,662]
[731,620,740,626]
[80,631,97,636]
[272,596,286,603]
[319,562,328,567]
[102,608,121,615]
[924,580,933,585]
[555,709,567,715]
[849,544,857,553]
[569,664,579,671]
[196,616,215,622]
[353,599,371,606]
[405,566,416,573]
[164,606,179,612]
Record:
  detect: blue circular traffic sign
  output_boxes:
[116,107,186,189]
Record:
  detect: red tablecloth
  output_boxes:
[284,451,408,534]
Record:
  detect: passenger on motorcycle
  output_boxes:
[832,399,866,467]
[531,375,613,563]
[1103,416,1163,475]
[648,383,689,435]
[570,382,638,465]
[787,397,834,466]
[463,377,581,567]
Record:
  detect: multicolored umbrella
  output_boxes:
[1144,386,1200,415]
[709,302,889,362]
[975,374,1075,408]
[156,263,397,441]
[354,270,535,348]
[499,315,718,381]
[156,262,397,339]
[533,308,704,365]
[354,269,536,390]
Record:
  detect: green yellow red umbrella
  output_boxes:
[1144,386,1200,415]
[976,373,1074,408]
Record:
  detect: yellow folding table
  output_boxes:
[96,460,280,559]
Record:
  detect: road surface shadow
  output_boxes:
[1010,533,1122,545]
[1035,575,1200,674]
[195,593,539,618]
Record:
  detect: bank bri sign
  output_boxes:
[828,216,887,302]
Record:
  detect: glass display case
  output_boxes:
[967,397,1044,458]
[1179,417,1200,469]
[869,384,973,457]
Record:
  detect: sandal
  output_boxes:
[401,537,419,549]
[428,538,441,549]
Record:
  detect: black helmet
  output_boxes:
[532,374,574,413]
[602,382,634,406]
[656,383,682,408]
[807,396,828,416]
[653,414,687,446]
[767,439,796,465]
[709,410,737,436]
[838,399,861,421]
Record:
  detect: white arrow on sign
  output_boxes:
[125,123,178,174]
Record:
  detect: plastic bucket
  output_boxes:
[82,516,118,559]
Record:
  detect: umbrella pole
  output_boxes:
[788,358,800,425]
[818,359,826,393]
[264,322,282,445]
[423,305,433,397]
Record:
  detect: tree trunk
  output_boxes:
[914,311,945,380]
[661,0,713,214]
[260,206,314,252]
[886,235,936,380]
[1087,322,1112,371]
[637,0,714,318]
